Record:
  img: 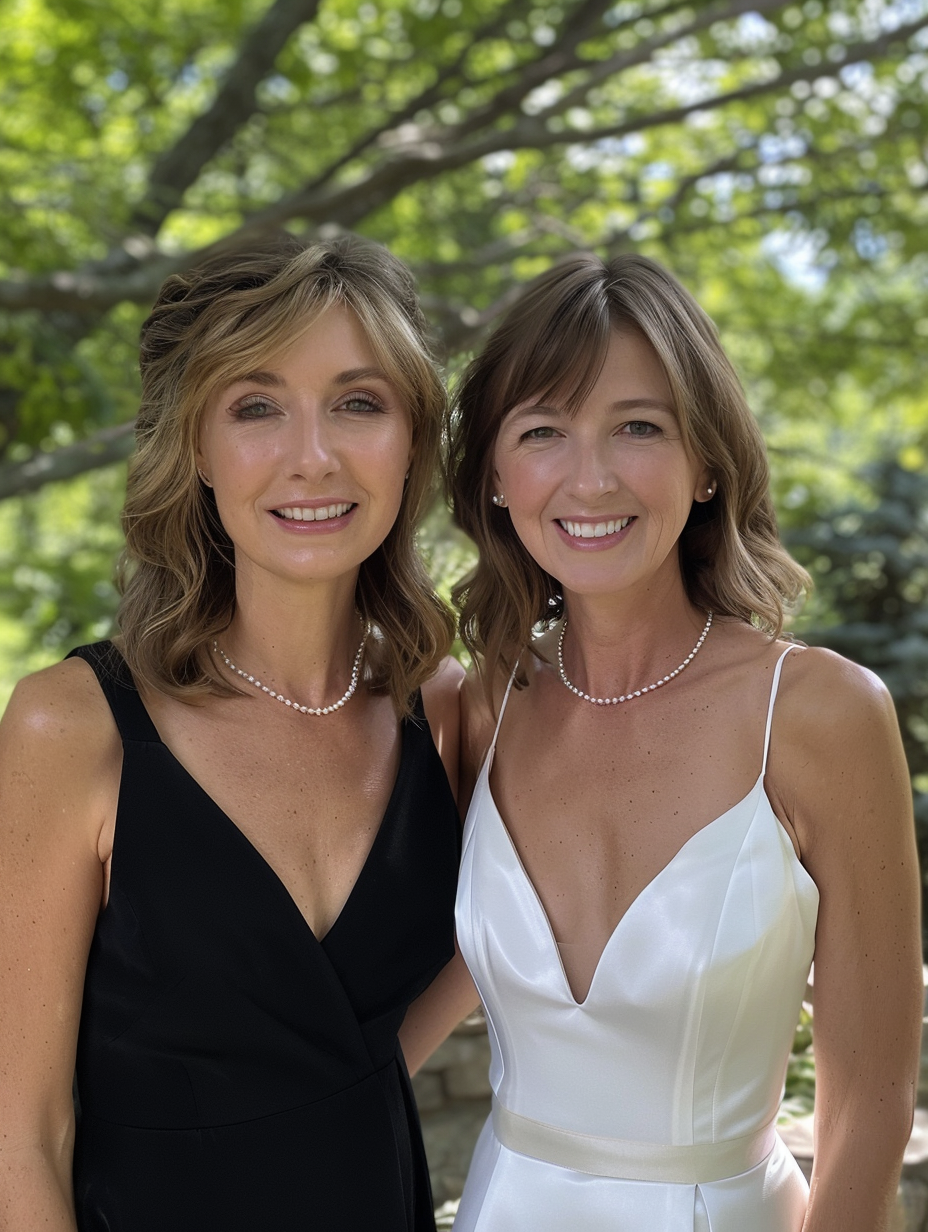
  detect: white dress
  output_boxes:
[454,646,819,1231]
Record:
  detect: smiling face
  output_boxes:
[492,326,710,604]
[196,304,412,593]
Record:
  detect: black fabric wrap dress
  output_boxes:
[67,642,460,1232]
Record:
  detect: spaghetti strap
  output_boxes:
[488,661,520,756]
[761,644,798,775]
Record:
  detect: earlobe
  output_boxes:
[195,445,212,488]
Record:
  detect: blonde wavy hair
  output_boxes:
[118,233,453,714]
[446,252,810,683]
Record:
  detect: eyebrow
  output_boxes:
[506,397,675,422]
[229,366,393,388]
[610,398,675,415]
[334,366,392,386]
[231,369,285,387]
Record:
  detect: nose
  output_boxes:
[288,406,340,480]
[566,433,619,502]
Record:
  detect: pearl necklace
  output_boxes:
[557,611,713,706]
[212,626,369,716]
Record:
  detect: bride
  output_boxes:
[404,252,922,1232]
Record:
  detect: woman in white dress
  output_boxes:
[402,253,922,1231]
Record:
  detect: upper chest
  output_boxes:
[149,688,399,806]
[137,690,404,935]
[485,659,781,881]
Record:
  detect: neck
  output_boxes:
[557,576,709,701]
[218,570,367,709]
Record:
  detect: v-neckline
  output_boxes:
[478,752,766,1007]
[137,713,411,949]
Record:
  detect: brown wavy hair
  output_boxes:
[117,233,453,714]
[446,252,810,684]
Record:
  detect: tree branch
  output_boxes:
[303,0,540,191]
[2,8,923,318]
[503,11,928,156]
[0,255,189,315]
[538,0,792,121]
[0,423,136,501]
[444,0,618,145]
[430,283,534,358]
[129,0,324,235]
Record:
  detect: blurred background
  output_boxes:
[0,0,927,919]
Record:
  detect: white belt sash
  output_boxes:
[492,1098,777,1184]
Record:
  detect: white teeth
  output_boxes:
[559,517,631,538]
[275,503,352,522]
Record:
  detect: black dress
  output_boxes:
[67,642,460,1232]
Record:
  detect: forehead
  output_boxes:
[210,305,399,392]
[256,304,377,370]
[503,326,674,421]
[596,328,673,402]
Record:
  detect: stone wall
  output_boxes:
[414,1011,491,1207]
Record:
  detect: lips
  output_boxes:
[271,503,355,522]
[557,516,634,539]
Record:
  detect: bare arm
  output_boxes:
[399,943,481,1075]
[0,660,119,1231]
[768,649,922,1232]
[400,669,494,1073]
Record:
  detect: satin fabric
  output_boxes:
[455,647,819,1231]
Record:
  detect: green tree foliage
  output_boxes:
[0,0,926,708]
[2,0,927,480]
[788,460,928,927]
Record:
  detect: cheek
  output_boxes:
[373,430,412,483]
[381,413,413,463]
[496,452,556,507]
[205,433,279,486]
[362,427,413,514]
[629,451,694,502]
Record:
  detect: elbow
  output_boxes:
[816,1084,916,1165]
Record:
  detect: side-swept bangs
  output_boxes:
[482,266,615,423]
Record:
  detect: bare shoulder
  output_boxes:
[775,642,897,739]
[0,657,121,849]
[420,656,465,801]
[457,666,512,815]
[420,654,465,711]
[710,620,892,728]
[420,654,465,742]
[766,643,908,858]
[459,668,500,760]
[1,656,119,756]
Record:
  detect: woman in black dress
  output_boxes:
[0,235,462,1231]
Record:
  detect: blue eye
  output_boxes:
[625,420,659,438]
[232,397,277,419]
[342,394,384,414]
